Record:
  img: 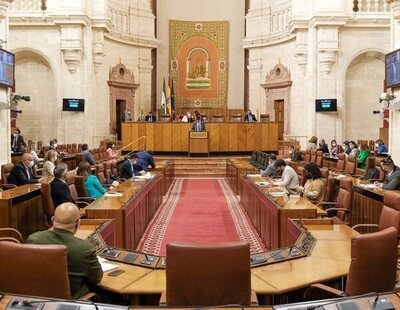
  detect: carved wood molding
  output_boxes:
[261,62,292,90]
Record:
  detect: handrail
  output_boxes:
[123,136,146,158]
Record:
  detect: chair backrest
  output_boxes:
[346,227,398,296]
[323,175,335,203]
[374,157,386,181]
[260,114,270,122]
[310,151,317,163]
[336,154,345,171]
[41,181,54,228]
[75,153,84,166]
[336,177,354,223]
[211,115,225,122]
[380,191,400,233]
[0,241,71,299]
[315,151,323,167]
[296,166,307,187]
[344,156,357,175]
[75,176,89,197]
[303,151,311,163]
[166,241,251,307]
[110,160,118,176]
[66,171,79,201]
[1,163,14,184]
[159,114,171,122]
[95,163,106,184]
[230,114,242,122]
[104,162,113,180]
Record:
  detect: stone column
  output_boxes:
[0,0,13,166]
[247,49,263,119]
[137,51,153,120]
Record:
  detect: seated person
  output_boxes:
[145,111,156,122]
[317,139,329,153]
[8,153,43,186]
[343,140,351,155]
[272,159,299,194]
[49,139,66,157]
[81,143,95,165]
[192,116,205,132]
[105,142,118,160]
[77,162,106,199]
[27,202,103,299]
[136,150,155,170]
[28,140,44,169]
[51,163,74,208]
[348,140,359,158]
[244,110,257,122]
[297,163,325,202]
[42,149,58,177]
[120,154,146,179]
[306,136,318,151]
[288,145,302,162]
[330,139,342,157]
[181,112,193,122]
[357,142,370,169]
[375,139,388,154]
[377,158,400,190]
[261,154,277,177]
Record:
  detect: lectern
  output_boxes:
[189,131,209,156]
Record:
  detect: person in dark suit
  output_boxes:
[120,154,145,179]
[192,116,206,132]
[27,202,103,299]
[137,150,155,171]
[379,158,400,190]
[8,153,42,186]
[145,111,156,122]
[244,110,257,122]
[51,163,74,208]
[10,128,27,153]
[81,143,95,165]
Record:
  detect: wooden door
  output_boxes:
[274,100,284,140]
[116,99,126,140]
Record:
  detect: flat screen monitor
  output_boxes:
[0,49,15,89]
[63,98,85,112]
[315,99,337,112]
[385,48,400,89]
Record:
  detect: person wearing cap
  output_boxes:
[27,203,103,299]
[306,136,318,151]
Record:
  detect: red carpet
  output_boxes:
[137,178,266,256]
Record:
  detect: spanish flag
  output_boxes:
[166,76,172,116]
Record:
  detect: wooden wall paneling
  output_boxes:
[219,123,229,151]
[171,123,182,151]
[246,123,255,151]
[181,123,190,151]
[238,124,247,151]
[122,123,133,151]
[162,123,172,151]
[138,123,146,150]
[145,123,155,151]
[229,123,238,152]
[131,124,139,150]
[254,123,262,151]
[268,123,279,151]
[154,123,163,151]
[209,123,220,152]
[261,124,269,151]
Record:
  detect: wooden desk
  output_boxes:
[85,176,163,250]
[149,160,174,195]
[0,183,44,241]
[76,219,116,247]
[189,131,209,155]
[240,175,326,248]
[226,159,258,195]
[121,122,279,153]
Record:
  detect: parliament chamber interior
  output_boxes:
[1,0,400,309]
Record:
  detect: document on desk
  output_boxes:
[104,192,123,197]
[97,257,119,272]
[358,184,377,189]
[134,172,154,180]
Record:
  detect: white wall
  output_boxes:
[156,0,245,110]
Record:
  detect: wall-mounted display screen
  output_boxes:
[385,48,400,89]
[315,99,337,112]
[62,98,85,112]
[0,49,15,89]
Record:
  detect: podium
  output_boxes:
[189,131,209,156]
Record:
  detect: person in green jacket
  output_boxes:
[357,142,371,169]
[27,203,103,299]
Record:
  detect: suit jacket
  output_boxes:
[192,121,206,132]
[8,162,39,186]
[11,134,26,153]
[145,115,156,122]
[383,166,400,190]
[244,114,257,122]
[82,150,95,165]
[137,151,155,169]
[51,177,74,207]
[120,159,143,179]
[27,229,103,299]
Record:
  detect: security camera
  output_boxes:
[379,92,396,103]
[11,94,30,101]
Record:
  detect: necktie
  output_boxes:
[25,167,30,179]
[197,122,200,132]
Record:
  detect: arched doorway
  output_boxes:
[344,51,385,141]
[108,63,139,139]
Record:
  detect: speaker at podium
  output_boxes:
[189,131,209,156]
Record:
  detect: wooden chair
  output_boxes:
[315,151,323,167]
[1,163,17,190]
[211,115,225,122]
[0,228,22,243]
[260,114,270,122]
[161,241,257,307]
[230,114,242,122]
[310,151,317,164]
[305,227,398,297]
[159,114,171,122]
[41,181,55,228]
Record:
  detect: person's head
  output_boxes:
[268,154,277,165]
[45,149,58,163]
[308,136,318,144]
[196,116,201,121]
[349,141,357,149]
[106,142,114,149]
[148,111,153,115]
[54,163,68,180]
[319,139,326,146]
[28,140,36,151]
[381,157,395,173]
[304,163,322,180]
[331,139,337,147]
[375,139,384,147]
[274,159,287,172]
[14,128,21,135]
[82,143,89,151]
[53,202,81,234]
[343,140,349,148]
[50,139,57,148]
[128,153,138,164]
[21,153,34,168]
[247,110,252,115]
[288,145,295,154]
[359,142,368,151]
[77,161,92,179]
